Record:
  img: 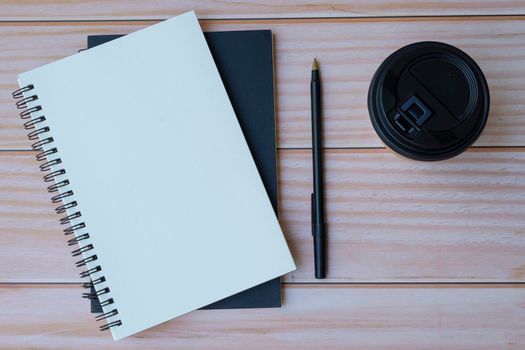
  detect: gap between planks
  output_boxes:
[1,283,525,289]
[2,15,525,26]
[2,147,525,154]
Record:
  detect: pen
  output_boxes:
[310,58,326,279]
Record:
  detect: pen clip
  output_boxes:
[311,193,316,236]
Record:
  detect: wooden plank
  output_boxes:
[0,284,523,349]
[2,17,525,149]
[281,148,525,282]
[1,1,525,20]
[2,150,524,283]
[0,152,77,282]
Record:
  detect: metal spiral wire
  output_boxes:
[12,84,121,332]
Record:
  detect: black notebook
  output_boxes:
[86,30,280,313]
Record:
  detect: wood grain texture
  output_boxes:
[0,152,76,282]
[0,284,523,349]
[281,149,525,282]
[2,150,524,283]
[1,0,525,20]
[2,17,525,149]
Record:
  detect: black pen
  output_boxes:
[310,58,326,279]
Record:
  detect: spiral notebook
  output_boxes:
[13,11,295,340]
[86,30,282,312]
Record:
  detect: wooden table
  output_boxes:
[1,1,525,348]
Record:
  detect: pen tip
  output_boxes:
[312,58,319,70]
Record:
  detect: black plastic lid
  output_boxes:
[368,41,490,161]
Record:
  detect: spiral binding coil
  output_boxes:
[12,84,122,332]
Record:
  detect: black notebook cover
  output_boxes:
[86,30,280,312]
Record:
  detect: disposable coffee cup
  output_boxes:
[368,41,490,161]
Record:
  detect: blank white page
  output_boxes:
[17,11,295,340]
